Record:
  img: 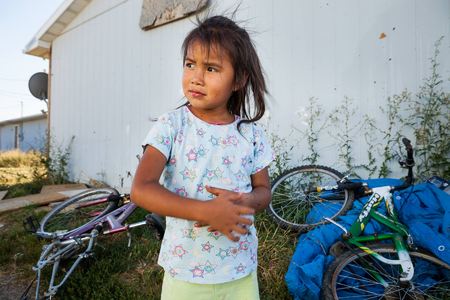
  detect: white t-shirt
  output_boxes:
[142,105,273,284]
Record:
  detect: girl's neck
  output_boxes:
[186,105,236,125]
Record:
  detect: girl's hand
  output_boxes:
[197,185,254,241]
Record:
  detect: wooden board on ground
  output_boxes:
[0,188,89,214]
[0,191,7,200]
[40,183,87,194]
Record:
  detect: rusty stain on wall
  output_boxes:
[140,0,209,30]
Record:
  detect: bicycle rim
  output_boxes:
[324,244,450,299]
[268,165,353,231]
[39,188,119,237]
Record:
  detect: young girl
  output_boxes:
[131,15,273,300]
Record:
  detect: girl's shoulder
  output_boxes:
[238,120,268,142]
[155,106,187,127]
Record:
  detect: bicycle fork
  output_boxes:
[33,228,100,299]
[352,234,414,286]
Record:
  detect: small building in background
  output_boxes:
[0,113,47,152]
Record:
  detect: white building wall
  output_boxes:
[49,0,450,190]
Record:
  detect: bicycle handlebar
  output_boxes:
[402,137,412,149]
[402,137,414,167]
[391,137,415,191]
[335,137,415,193]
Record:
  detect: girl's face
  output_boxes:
[182,41,235,122]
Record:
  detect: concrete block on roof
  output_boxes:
[140,0,208,30]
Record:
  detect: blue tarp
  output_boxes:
[285,179,450,300]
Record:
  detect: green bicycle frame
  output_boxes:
[344,186,414,285]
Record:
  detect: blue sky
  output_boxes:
[0,0,64,121]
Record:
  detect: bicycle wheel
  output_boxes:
[39,188,120,238]
[322,243,450,299]
[267,165,354,232]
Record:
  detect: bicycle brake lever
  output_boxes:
[324,217,348,235]
[337,175,350,184]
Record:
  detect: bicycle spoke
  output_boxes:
[335,282,385,299]
[339,268,386,286]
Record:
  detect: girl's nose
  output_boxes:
[191,69,204,85]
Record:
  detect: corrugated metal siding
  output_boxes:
[49,0,450,190]
[0,118,47,151]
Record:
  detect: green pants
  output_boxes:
[161,271,260,300]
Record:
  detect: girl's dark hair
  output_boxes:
[182,15,267,129]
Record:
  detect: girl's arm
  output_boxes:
[204,167,271,212]
[245,168,272,211]
[130,146,255,241]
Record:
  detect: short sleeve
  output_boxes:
[141,113,174,160]
[252,124,274,174]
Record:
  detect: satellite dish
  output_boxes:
[28,72,48,100]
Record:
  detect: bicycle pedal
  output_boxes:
[23,215,40,234]
[81,251,94,259]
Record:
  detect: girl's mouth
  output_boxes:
[189,90,206,97]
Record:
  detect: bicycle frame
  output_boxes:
[33,197,147,299]
[60,199,144,240]
[343,186,414,283]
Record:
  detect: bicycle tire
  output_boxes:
[322,243,450,299]
[39,188,120,238]
[267,165,354,232]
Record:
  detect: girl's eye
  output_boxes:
[185,63,194,69]
[207,66,217,72]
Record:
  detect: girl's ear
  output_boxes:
[233,73,249,91]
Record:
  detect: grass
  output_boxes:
[0,150,42,168]
[0,207,296,299]
[0,150,46,199]
[0,153,297,299]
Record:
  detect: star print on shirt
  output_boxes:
[208,231,222,240]
[172,245,188,259]
[201,241,214,253]
[222,156,233,165]
[197,128,206,137]
[175,187,188,197]
[239,239,250,251]
[186,149,198,161]
[235,263,246,274]
[190,266,205,278]
[169,268,178,277]
[182,228,198,241]
[228,246,240,258]
[180,167,196,181]
[216,248,229,260]
[203,260,216,274]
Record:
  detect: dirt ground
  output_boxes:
[0,269,35,300]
